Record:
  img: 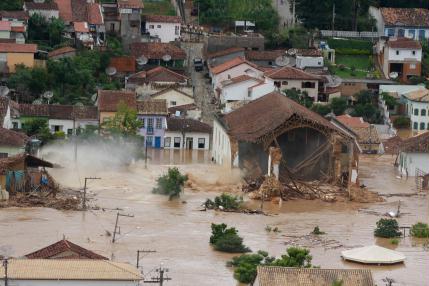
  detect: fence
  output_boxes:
[320,30,379,40]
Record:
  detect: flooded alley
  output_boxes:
[0,148,428,285]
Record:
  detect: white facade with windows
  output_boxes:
[212,118,236,167]
[384,27,429,41]
[145,21,180,43]
[164,132,210,150]
[405,99,429,132]
[398,152,429,176]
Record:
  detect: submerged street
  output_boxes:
[0,149,427,286]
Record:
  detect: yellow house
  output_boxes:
[0,43,37,73]
[97,90,137,124]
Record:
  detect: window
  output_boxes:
[157,24,161,28]
[410,63,416,69]
[141,118,145,128]
[421,109,427,116]
[409,29,416,39]
[110,23,115,31]
[0,152,7,158]
[147,118,154,129]
[420,122,426,130]
[198,138,205,149]
[170,101,177,106]
[414,109,419,116]
[146,136,153,145]
[156,118,162,129]
[149,25,154,29]
[268,61,273,65]
[12,122,18,129]
[396,50,399,56]
[164,137,171,147]
[67,129,73,135]
[412,50,416,56]
[174,137,181,148]
[398,29,405,37]
[302,81,316,88]
[419,30,425,40]
[175,25,180,35]
[413,122,418,130]
[281,81,288,86]
[387,28,394,37]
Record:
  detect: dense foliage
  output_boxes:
[284,88,313,108]
[0,0,23,10]
[152,168,188,200]
[381,92,398,110]
[21,118,54,144]
[410,222,429,238]
[205,193,243,210]
[28,14,65,49]
[327,39,372,55]
[351,90,381,123]
[102,103,142,136]
[393,116,411,129]
[331,97,348,115]
[210,223,250,253]
[229,247,313,285]
[374,218,402,238]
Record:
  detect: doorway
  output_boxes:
[186,137,193,150]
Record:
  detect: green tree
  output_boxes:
[270,247,313,268]
[48,18,65,47]
[410,222,429,238]
[210,223,250,253]
[228,251,274,285]
[0,0,23,10]
[22,118,54,144]
[311,104,331,116]
[374,218,402,238]
[152,167,188,200]
[393,116,411,129]
[284,88,313,108]
[331,97,347,115]
[381,92,398,110]
[205,193,243,210]
[102,103,141,136]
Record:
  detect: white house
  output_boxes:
[370,7,429,40]
[295,49,324,69]
[209,56,264,92]
[0,259,142,286]
[144,15,181,43]
[398,132,429,176]
[264,66,321,101]
[403,88,429,133]
[212,116,234,166]
[24,1,59,20]
[150,87,194,108]
[219,75,275,113]
[0,96,13,129]
[164,117,211,150]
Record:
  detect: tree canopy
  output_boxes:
[0,0,23,10]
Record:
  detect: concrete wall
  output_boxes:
[145,21,180,43]
[251,82,275,100]
[220,79,261,103]
[212,119,232,166]
[406,100,429,132]
[0,31,11,39]
[398,152,429,176]
[0,280,139,286]
[295,56,324,69]
[206,34,265,53]
[2,105,12,129]
[5,52,34,73]
[0,145,24,157]
[387,47,422,62]
[164,131,210,150]
[99,111,116,124]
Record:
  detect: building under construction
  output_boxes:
[212,92,360,196]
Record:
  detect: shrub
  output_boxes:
[205,193,243,210]
[381,92,398,110]
[410,222,429,238]
[327,39,372,54]
[374,218,402,238]
[152,167,188,200]
[393,116,411,129]
[311,226,325,235]
[311,104,331,116]
[331,97,348,115]
[390,238,399,245]
[54,131,66,139]
[210,223,250,253]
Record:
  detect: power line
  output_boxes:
[82,177,101,210]
[136,250,156,268]
[112,212,134,243]
[144,264,171,285]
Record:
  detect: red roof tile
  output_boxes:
[206,47,245,59]
[387,37,422,49]
[109,56,136,73]
[381,8,429,27]
[166,118,211,133]
[0,43,37,53]
[400,131,429,153]
[98,90,136,112]
[220,75,262,87]
[130,42,186,60]
[128,66,188,85]
[245,50,285,61]
[25,2,59,11]
[336,114,370,128]
[54,0,73,22]
[73,21,88,32]
[137,99,168,115]
[11,25,25,33]
[87,3,103,25]
[25,239,108,260]
[48,46,76,58]
[144,15,181,23]
[210,57,259,75]
[118,0,144,9]
[264,66,321,80]
[18,104,98,120]
[0,10,29,20]
[296,48,323,57]
[0,127,28,147]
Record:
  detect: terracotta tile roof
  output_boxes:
[220,75,262,87]
[404,88,429,102]
[54,0,73,22]
[25,239,108,260]
[0,259,142,281]
[296,48,323,57]
[11,25,25,33]
[118,0,144,9]
[150,87,193,99]
[222,92,348,142]
[383,135,402,154]
[98,90,136,112]
[74,21,89,33]
[245,50,284,61]
[18,104,49,117]
[144,15,181,23]
[0,154,53,174]
[400,131,429,153]
[0,127,28,147]
[25,2,59,11]
[210,56,259,75]
[168,103,198,113]
[206,47,245,59]
[387,38,421,49]
[0,10,29,20]
[0,43,37,53]
[87,3,103,25]
[137,99,168,115]
[381,8,429,27]
[166,117,211,133]
[353,126,381,145]
[257,266,375,286]
[264,66,321,80]
[0,21,11,31]
[336,114,370,128]
[128,66,188,85]
[109,56,136,73]
[48,46,76,58]
[18,104,98,120]
[130,42,186,60]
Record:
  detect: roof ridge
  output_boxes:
[104,260,141,278]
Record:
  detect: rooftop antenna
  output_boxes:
[105,66,117,77]
[42,91,53,104]
[137,55,148,66]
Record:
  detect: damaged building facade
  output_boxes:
[212,92,359,188]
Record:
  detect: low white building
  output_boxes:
[0,259,142,286]
[144,15,181,43]
[150,87,194,108]
[295,49,324,69]
[164,117,211,150]
[398,132,429,176]
[403,88,429,133]
[212,116,234,167]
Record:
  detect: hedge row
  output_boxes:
[328,38,372,54]
[335,48,371,55]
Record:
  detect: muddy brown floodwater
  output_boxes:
[0,150,428,286]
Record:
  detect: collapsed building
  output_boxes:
[212,92,360,195]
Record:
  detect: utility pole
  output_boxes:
[144,265,172,285]
[112,212,134,243]
[82,177,101,210]
[3,258,8,286]
[136,250,156,268]
[331,3,335,37]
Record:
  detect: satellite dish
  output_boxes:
[275,56,290,67]
[287,48,298,56]
[91,93,97,102]
[33,99,43,105]
[162,54,172,62]
[0,86,9,97]
[137,55,148,66]
[389,72,399,79]
[43,91,53,99]
[105,66,117,76]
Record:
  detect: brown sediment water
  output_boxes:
[0,149,427,285]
